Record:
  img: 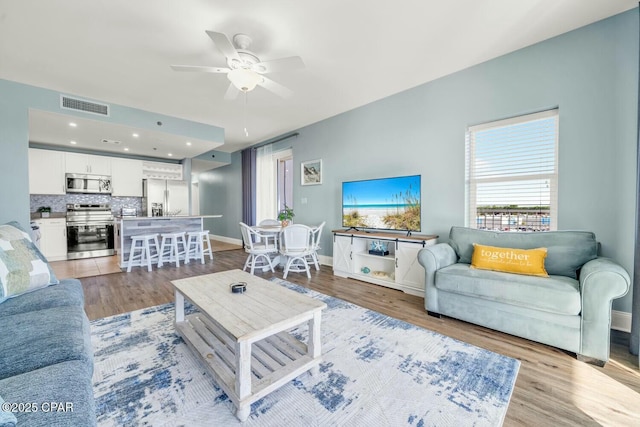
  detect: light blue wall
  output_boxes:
[199,9,638,313]
[0,79,224,227]
[200,150,243,238]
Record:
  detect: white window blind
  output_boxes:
[465,109,558,231]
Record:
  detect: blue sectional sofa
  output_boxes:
[0,222,96,427]
[417,226,630,365]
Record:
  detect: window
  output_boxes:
[465,109,558,232]
[256,147,293,224]
[275,149,293,212]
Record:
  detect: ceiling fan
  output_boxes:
[171,31,304,100]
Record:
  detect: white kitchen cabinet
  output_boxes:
[65,152,111,175]
[332,230,437,297]
[114,220,121,254]
[111,158,143,197]
[29,149,66,195]
[33,218,67,261]
[142,160,183,180]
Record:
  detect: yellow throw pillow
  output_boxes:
[471,243,549,277]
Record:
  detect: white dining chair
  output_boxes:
[280,224,314,279]
[307,221,325,270]
[239,222,279,275]
[258,219,280,226]
[257,218,281,245]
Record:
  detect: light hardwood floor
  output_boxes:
[72,248,639,426]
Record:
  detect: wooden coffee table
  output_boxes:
[171,269,327,421]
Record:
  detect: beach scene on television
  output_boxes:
[342,175,421,231]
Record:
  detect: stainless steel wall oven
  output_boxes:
[66,204,115,259]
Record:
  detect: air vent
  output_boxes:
[60,95,110,116]
[101,139,121,145]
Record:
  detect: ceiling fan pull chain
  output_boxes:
[243,91,249,137]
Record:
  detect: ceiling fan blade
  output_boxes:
[252,56,305,74]
[224,83,240,101]
[170,65,230,73]
[206,30,241,62]
[258,76,294,98]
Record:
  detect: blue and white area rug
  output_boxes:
[91,279,520,426]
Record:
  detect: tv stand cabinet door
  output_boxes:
[333,235,368,275]
[333,235,353,275]
[395,240,433,293]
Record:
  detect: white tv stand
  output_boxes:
[332,230,438,297]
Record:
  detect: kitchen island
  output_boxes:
[116,215,222,268]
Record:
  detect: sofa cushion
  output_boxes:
[0,222,59,304]
[0,395,17,427]
[471,244,549,277]
[0,360,96,427]
[436,263,582,315]
[449,226,598,279]
[0,279,84,318]
[0,305,93,380]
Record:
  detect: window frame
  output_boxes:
[465,109,559,232]
[274,148,293,213]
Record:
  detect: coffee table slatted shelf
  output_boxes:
[176,315,314,398]
[172,269,326,421]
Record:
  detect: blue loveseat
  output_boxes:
[417,226,630,365]
[0,222,96,427]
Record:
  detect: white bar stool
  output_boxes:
[157,232,188,268]
[186,230,214,264]
[126,234,159,272]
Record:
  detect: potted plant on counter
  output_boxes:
[37,206,52,218]
[277,205,295,227]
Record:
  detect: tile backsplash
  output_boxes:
[31,194,142,215]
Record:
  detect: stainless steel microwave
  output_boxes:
[65,173,112,194]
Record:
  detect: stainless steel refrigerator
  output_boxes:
[142,179,189,217]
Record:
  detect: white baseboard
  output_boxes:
[210,234,243,246]
[318,255,332,266]
[611,310,632,333]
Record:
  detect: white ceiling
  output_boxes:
[1,0,636,157]
[28,109,222,160]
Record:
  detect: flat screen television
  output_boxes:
[342,174,421,233]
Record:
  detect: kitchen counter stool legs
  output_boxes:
[158,232,188,268]
[186,230,213,264]
[126,234,160,272]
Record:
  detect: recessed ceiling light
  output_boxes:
[186,141,192,146]
[70,140,77,145]
[124,147,129,151]
[132,133,139,138]
[69,122,77,127]
[168,153,173,157]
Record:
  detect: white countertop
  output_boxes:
[117,215,222,221]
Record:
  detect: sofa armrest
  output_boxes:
[578,257,631,362]
[418,243,458,272]
[418,243,458,313]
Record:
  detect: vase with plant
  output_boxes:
[277,205,295,227]
[37,206,52,218]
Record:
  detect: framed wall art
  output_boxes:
[301,159,322,186]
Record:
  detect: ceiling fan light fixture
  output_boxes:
[227,68,262,92]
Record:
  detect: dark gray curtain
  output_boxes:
[631,6,640,361]
[241,148,256,227]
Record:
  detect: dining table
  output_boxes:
[251,224,284,269]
